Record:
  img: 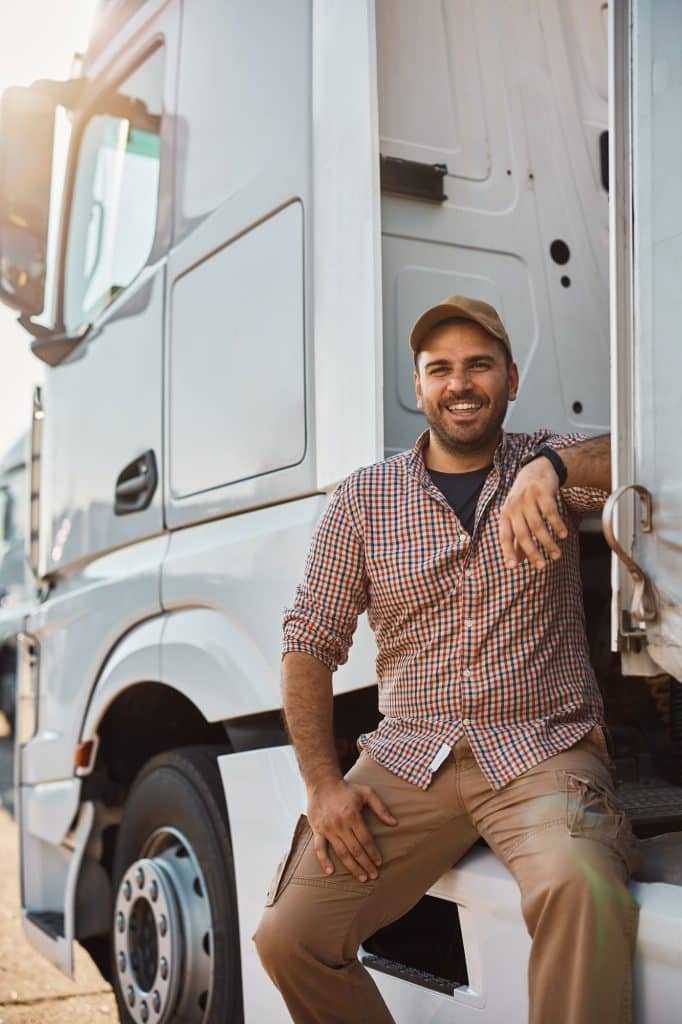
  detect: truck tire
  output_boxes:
[111,746,243,1024]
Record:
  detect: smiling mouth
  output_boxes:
[443,400,486,419]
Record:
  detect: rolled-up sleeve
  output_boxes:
[282,481,369,672]
[543,432,609,516]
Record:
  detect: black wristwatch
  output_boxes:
[519,445,568,486]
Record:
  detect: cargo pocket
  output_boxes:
[265,814,313,907]
[564,772,640,875]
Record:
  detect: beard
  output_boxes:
[422,393,508,456]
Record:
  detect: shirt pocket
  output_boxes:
[264,814,313,907]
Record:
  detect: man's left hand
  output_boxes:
[499,458,568,570]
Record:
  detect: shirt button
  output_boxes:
[464,619,473,629]
[462,717,471,727]
[465,569,474,578]
[463,668,472,679]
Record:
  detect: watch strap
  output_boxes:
[521,445,568,486]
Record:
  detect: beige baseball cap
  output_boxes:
[409,294,512,361]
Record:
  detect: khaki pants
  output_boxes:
[254,730,640,1024]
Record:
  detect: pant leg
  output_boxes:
[253,751,479,1024]
[461,731,640,1024]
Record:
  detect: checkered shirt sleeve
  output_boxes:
[541,432,610,516]
[282,480,369,672]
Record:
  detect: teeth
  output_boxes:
[447,403,480,411]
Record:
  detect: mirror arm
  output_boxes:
[17,314,58,340]
[30,77,87,109]
[28,323,92,367]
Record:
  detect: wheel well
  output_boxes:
[87,681,229,798]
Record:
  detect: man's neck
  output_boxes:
[423,429,500,473]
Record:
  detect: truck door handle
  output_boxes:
[602,484,657,623]
[114,450,158,516]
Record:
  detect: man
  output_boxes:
[254,296,639,1024]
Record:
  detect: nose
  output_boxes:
[445,367,472,392]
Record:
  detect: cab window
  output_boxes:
[63,46,163,332]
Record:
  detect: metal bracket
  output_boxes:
[602,483,657,627]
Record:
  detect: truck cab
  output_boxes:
[0,1,680,1021]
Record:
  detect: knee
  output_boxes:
[253,906,298,978]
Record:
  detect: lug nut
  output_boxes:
[123,879,132,901]
[159,956,168,980]
[152,990,161,1012]
[127,985,135,1007]
[140,1000,149,1022]
[158,914,167,937]
[117,911,125,933]
[118,951,126,972]
[135,866,145,889]
[149,879,158,902]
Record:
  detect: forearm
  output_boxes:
[282,651,342,792]
[560,434,611,491]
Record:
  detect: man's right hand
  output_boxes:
[307,778,398,883]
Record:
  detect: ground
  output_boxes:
[0,715,117,1023]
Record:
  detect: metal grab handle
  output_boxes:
[602,484,657,623]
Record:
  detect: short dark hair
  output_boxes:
[412,316,512,370]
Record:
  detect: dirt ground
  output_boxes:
[0,716,118,1023]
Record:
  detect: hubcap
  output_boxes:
[114,829,214,1023]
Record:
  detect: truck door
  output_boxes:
[38,5,179,578]
[608,0,682,679]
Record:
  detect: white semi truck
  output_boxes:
[0,1,681,1021]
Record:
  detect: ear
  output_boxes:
[507,362,519,402]
[414,369,423,410]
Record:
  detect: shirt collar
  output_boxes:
[408,428,509,484]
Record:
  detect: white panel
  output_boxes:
[629,0,682,678]
[379,0,610,459]
[219,746,306,1024]
[312,0,383,486]
[160,494,378,716]
[376,0,488,180]
[170,203,306,499]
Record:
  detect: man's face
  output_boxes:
[414,321,518,456]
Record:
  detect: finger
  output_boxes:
[351,818,382,868]
[313,832,334,876]
[499,511,518,567]
[512,537,527,563]
[362,787,398,828]
[329,835,371,882]
[510,515,546,569]
[538,494,568,540]
[525,511,560,561]
[343,830,379,880]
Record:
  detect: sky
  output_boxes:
[0,0,98,457]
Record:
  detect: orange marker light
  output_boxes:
[74,740,94,769]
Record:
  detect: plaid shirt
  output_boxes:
[282,430,608,790]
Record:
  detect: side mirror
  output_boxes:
[0,78,84,319]
[0,85,59,316]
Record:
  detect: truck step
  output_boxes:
[26,910,65,940]
[361,953,458,996]
[618,779,682,835]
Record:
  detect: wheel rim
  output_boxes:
[114,827,214,1023]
